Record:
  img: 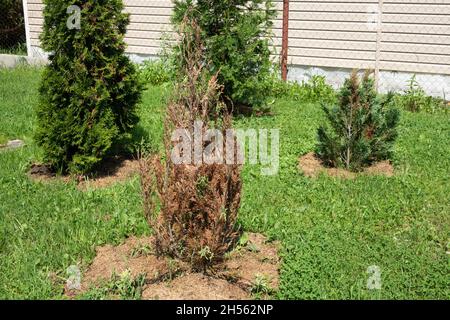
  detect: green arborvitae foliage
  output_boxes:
[172,0,276,111]
[35,0,143,174]
[316,70,400,172]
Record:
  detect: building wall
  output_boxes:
[284,0,450,96]
[27,0,283,56]
[27,0,174,57]
[284,1,450,74]
[25,0,450,97]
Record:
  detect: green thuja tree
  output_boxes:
[316,70,400,172]
[172,0,276,111]
[35,0,143,174]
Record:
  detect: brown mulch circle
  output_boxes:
[299,152,394,179]
[72,233,280,300]
[28,157,140,190]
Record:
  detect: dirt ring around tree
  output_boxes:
[28,156,140,190]
[298,152,394,179]
[66,233,281,300]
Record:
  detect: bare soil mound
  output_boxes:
[299,152,394,179]
[28,157,140,190]
[143,273,249,300]
[73,233,280,300]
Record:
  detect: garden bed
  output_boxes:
[28,157,140,190]
[298,152,394,179]
[71,233,280,300]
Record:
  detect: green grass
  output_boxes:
[0,67,449,299]
[0,43,28,56]
[0,135,7,145]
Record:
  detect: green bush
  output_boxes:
[172,0,276,111]
[316,71,400,172]
[393,75,448,114]
[270,73,337,104]
[35,0,143,174]
[138,59,173,86]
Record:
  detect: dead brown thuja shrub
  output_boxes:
[139,17,242,273]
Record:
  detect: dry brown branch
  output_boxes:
[140,16,242,272]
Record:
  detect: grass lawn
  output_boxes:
[0,67,449,299]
